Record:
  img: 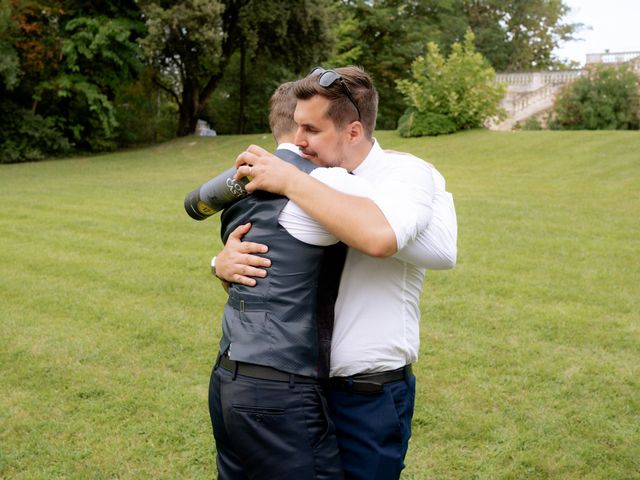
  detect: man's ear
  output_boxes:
[346,121,365,143]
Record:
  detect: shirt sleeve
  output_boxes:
[370,156,435,250]
[393,185,458,269]
[278,167,374,246]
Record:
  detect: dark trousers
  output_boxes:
[327,373,416,480]
[208,364,344,480]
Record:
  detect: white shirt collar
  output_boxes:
[277,143,302,155]
[352,138,382,176]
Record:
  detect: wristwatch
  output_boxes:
[210,256,217,277]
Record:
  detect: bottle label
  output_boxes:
[226,177,248,197]
[197,201,216,216]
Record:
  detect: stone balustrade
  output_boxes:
[586,51,640,65]
[495,70,583,88]
[504,83,557,112]
[491,50,640,130]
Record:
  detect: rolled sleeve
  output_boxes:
[279,167,374,246]
[394,187,457,269]
[370,159,435,250]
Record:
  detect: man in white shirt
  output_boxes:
[216,66,457,479]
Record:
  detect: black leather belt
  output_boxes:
[218,354,319,385]
[330,365,412,394]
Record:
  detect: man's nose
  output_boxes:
[294,127,307,148]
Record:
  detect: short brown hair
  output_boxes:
[269,82,298,141]
[293,66,378,138]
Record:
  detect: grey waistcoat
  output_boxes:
[219,149,346,378]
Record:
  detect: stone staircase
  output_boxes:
[489,50,640,131]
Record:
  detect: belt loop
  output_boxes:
[288,374,295,389]
[240,299,245,312]
[214,351,222,371]
[403,365,411,384]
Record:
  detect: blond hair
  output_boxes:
[269,82,297,142]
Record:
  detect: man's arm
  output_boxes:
[236,145,397,257]
[215,192,456,289]
[214,223,271,287]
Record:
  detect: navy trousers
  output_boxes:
[208,364,343,480]
[327,373,416,480]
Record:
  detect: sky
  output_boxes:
[554,0,640,65]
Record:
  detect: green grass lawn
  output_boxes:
[1,130,638,479]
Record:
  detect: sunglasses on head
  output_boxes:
[308,67,361,121]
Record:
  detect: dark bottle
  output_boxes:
[184,167,250,220]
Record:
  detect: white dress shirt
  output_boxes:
[330,140,457,376]
[274,141,458,377]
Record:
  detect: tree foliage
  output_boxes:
[138,0,224,137]
[549,65,640,130]
[0,1,21,91]
[328,0,578,129]
[396,31,505,136]
[205,56,294,135]
[327,0,475,129]
[0,0,586,162]
[113,67,177,147]
[39,14,144,149]
[0,0,145,161]
[463,0,580,71]
[139,0,332,136]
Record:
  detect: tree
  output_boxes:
[327,0,461,129]
[205,57,295,135]
[229,0,331,133]
[1,1,145,161]
[549,65,640,130]
[39,13,144,149]
[113,67,177,147]
[462,0,581,71]
[138,0,225,137]
[0,1,21,91]
[328,0,578,130]
[139,0,332,137]
[396,30,505,136]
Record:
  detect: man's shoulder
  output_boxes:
[275,148,316,174]
[381,148,446,181]
[382,149,429,167]
[376,149,433,182]
[311,167,373,197]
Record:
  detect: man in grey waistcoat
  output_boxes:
[208,82,396,480]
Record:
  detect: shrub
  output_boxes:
[549,64,640,130]
[521,117,543,131]
[396,30,506,136]
[0,100,72,163]
[398,108,457,137]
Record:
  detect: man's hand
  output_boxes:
[215,223,270,287]
[235,144,303,195]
